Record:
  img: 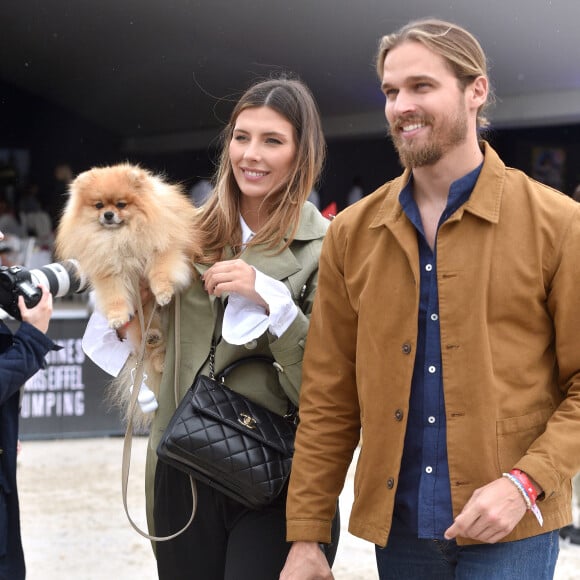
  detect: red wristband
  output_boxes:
[510,469,539,505]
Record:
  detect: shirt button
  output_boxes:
[401,343,412,354]
[430,313,439,321]
[394,409,404,421]
[425,466,433,474]
[386,478,395,489]
[425,264,433,272]
[428,416,436,424]
[244,340,258,350]
[428,365,436,374]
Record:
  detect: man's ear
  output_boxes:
[469,75,488,109]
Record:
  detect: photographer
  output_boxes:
[0,230,60,580]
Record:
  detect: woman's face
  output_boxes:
[229,106,297,208]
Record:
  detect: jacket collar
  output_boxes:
[370,141,505,231]
[291,200,330,241]
[461,142,504,224]
[240,201,328,280]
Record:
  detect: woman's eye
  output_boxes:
[266,138,282,145]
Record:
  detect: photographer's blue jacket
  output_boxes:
[0,320,59,580]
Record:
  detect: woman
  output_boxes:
[83,77,338,579]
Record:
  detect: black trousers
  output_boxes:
[0,488,25,580]
[154,461,339,580]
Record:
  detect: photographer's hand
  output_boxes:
[19,285,53,334]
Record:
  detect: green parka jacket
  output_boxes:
[145,201,328,533]
[287,143,580,547]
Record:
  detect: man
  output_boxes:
[0,231,59,580]
[281,18,580,579]
[560,184,580,546]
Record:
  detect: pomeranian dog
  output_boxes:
[56,163,201,427]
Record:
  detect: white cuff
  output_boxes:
[221,269,298,345]
[82,310,132,377]
[255,269,298,337]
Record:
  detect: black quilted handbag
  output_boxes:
[157,353,297,509]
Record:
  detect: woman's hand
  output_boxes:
[203,259,269,311]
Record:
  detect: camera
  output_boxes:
[0,260,88,320]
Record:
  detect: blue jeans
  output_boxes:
[375,520,559,579]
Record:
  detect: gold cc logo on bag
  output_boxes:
[238,413,258,429]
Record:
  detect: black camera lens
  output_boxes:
[0,259,88,320]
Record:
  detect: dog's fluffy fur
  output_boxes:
[56,163,200,428]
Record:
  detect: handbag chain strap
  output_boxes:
[208,340,216,379]
[208,336,298,423]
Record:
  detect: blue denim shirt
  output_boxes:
[394,163,483,539]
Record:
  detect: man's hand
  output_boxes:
[279,541,333,580]
[19,285,52,334]
[444,476,528,543]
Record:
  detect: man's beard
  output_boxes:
[388,107,468,169]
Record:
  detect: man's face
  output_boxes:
[381,40,470,168]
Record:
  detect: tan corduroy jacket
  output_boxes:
[286,143,580,547]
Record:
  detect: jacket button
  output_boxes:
[386,478,395,489]
[244,340,258,350]
[401,343,412,354]
[394,409,404,421]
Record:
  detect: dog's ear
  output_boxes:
[69,169,95,193]
[126,165,149,191]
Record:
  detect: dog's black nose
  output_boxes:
[103,211,115,221]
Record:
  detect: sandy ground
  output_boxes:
[16,436,580,580]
